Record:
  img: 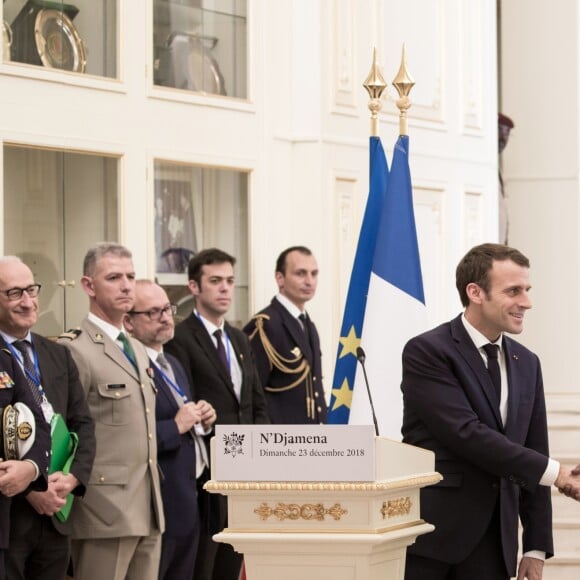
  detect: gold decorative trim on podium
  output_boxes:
[204,472,441,492]
[381,497,412,519]
[221,519,427,536]
[254,502,348,522]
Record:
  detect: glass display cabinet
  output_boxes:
[154,159,249,326]
[3,144,119,337]
[153,0,247,98]
[2,0,118,78]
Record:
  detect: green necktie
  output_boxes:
[117,332,137,369]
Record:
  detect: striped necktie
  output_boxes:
[13,340,44,408]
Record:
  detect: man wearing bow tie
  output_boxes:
[165,247,269,580]
[58,243,164,580]
[402,243,580,580]
[125,279,216,580]
[243,246,328,424]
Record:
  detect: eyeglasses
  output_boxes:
[0,284,42,301]
[129,304,177,321]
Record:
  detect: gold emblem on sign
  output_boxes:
[254,502,347,522]
[381,497,412,519]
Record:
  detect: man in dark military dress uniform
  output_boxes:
[244,246,327,424]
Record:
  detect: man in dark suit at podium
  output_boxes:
[166,247,269,580]
[402,243,580,580]
[125,280,216,580]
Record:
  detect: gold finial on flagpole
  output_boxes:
[392,44,415,136]
[363,48,387,137]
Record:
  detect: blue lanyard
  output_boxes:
[153,360,188,403]
[7,340,46,397]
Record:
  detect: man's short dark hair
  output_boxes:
[275,246,312,275]
[188,248,236,286]
[456,243,530,307]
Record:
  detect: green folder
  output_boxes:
[49,413,79,522]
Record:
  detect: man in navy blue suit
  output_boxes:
[402,243,580,580]
[0,256,95,580]
[125,280,216,580]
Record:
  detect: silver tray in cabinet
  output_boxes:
[34,9,86,73]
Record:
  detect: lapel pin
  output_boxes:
[512,354,519,360]
[146,367,154,378]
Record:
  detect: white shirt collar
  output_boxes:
[194,310,225,337]
[0,330,33,344]
[275,293,305,319]
[461,313,503,351]
[144,345,164,363]
[88,312,126,342]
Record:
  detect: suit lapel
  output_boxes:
[83,318,140,381]
[30,334,54,393]
[188,315,236,394]
[151,362,180,413]
[225,322,248,402]
[272,299,313,362]
[450,316,503,429]
[503,339,521,437]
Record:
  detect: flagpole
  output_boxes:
[392,44,415,136]
[363,48,387,137]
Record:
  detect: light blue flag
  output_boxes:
[327,136,389,424]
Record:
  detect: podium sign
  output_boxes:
[214,424,375,482]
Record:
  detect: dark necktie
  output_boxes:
[213,329,229,371]
[482,343,501,403]
[13,340,43,407]
[117,332,137,369]
[299,313,311,343]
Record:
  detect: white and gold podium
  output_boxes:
[206,431,441,580]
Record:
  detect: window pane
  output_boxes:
[3,0,118,78]
[153,0,247,98]
[3,144,119,337]
[154,160,249,327]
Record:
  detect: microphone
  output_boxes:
[356,346,380,436]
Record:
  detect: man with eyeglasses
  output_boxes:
[58,243,164,580]
[0,257,52,580]
[165,247,270,580]
[0,255,94,580]
[125,279,216,580]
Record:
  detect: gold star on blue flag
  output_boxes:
[328,137,389,423]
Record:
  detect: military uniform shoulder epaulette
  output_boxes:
[253,313,271,322]
[58,328,82,341]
